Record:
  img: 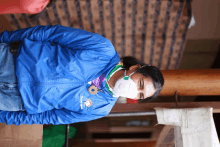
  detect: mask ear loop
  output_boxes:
[123,70,130,80]
[125,66,143,77]
[124,70,136,80]
[124,65,148,80]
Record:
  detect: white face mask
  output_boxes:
[112,70,139,99]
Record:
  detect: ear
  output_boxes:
[129,64,141,71]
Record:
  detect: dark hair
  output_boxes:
[121,56,164,103]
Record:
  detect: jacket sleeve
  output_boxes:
[0,108,108,126]
[0,25,114,52]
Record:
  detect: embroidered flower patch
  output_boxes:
[83,99,93,108]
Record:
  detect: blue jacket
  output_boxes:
[0,25,119,125]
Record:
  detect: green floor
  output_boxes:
[43,125,77,147]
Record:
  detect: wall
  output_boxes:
[187,0,220,40]
[177,0,220,70]
[178,39,220,69]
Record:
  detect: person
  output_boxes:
[0,25,164,125]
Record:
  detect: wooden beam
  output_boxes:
[68,140,156,147]
[159,69,220,96]
[111,102,220,113]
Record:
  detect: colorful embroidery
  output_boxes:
[83,99,93,108]
[91,74,106,89]
[88,85,99,95]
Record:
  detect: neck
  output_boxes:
[108,69,125,89]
